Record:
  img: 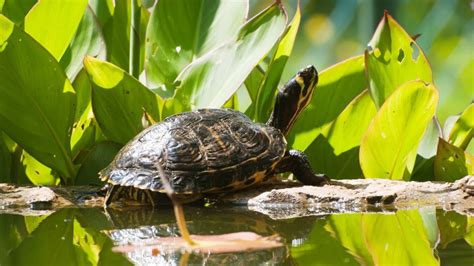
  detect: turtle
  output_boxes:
[101,65,327,206]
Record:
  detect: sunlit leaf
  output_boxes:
[254,2,301,122]
[360,81,438,179]
[25,0,88,61]
[448,103,473,150]
[84,57,161,144]
[60,7,105,80]
[305,90,376,178]
[24,215,49,234]
[21,151,59,186]
[165,3,286,115]
[365,11,432,108]
[434,138,473,182]
[0,15,76,179]
[145,0,247,92]
[75,141,122,185]
[289,55,367,151]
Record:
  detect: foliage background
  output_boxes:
[0,0,472,186]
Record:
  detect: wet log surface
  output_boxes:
[0,176,472,219]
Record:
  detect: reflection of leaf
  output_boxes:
[360,81,438,179]
[434,138,473,182]
[0,214,28,265]
[8,210,78,265]
[292,219,359,265]
[437,210,468,248]
[365,11,432,108]
[362,210,438,265]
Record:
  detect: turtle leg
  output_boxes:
[104,185,124,207]
[274,150,328,186]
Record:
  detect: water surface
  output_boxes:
[0,206,472,265]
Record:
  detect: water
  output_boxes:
[0,206,472,265]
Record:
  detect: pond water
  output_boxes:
[0,206,472,265]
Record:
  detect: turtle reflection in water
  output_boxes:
[101,65,328,206]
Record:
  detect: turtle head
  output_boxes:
[267,65,318,136]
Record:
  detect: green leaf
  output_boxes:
[360,81,438,179]
[21,151,59,185]
[89,0,114,28]
[75,141,122,185]
[102,0,131,72]
[437,210,468,248]
[24,0,88,61]
[0,15,76,179]
[411,118,441,181]
[0,132,11,183]
[243,65,265,117]
[365,12,432,108]
[84,57,161,144]
[165,2,287,115]
[361,210,439,265]
[254,2,301,122]
[0,0,36,27]
[289,55,367,151]
[292,218,359,265]
[434,138,473,182]
[70,70,96,158]
[448,103,474,150]
[305,90,377,178]
[60,7,105,80]
[145,0,247,91]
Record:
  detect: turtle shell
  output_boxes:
[101,109,286,194]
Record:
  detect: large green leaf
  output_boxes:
[360,81,438,179]
[164,2,287,115]
[0,15,76,179]
[448,103,473,150]
[254,2,301,122]
[434,138,473,182]
[365,12,432,108]
[145,0,247,92]
[24,0,88,61]
[289,55,367,151]
[305,90,377,179]
[60,7,105,80]
[84,57,161,144]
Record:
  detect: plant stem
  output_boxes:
[129,0,141,78]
